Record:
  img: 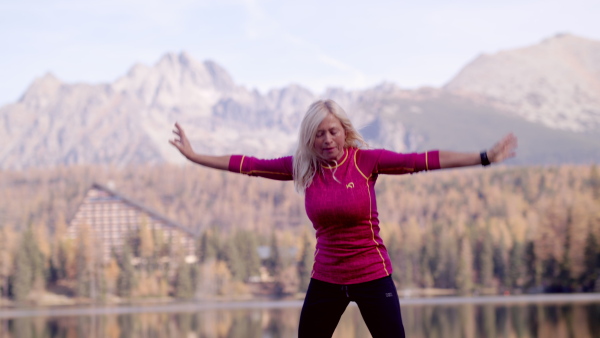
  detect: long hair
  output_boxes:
[293,100,367,193]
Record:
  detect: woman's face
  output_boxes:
[314,113,346,162]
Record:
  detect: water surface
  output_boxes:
[2,295,599,338]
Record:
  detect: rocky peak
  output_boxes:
[444,33,600,131]
[115,52,235,91]
[1,42,598,170]
[203,59,236,92]
[18,73,64,110]
[112,52,239,112]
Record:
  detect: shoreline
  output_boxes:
[1,293,600,319]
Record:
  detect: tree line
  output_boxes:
[0,163,599,302]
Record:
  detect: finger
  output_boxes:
[169,140,182,151]
[176,123,187,137]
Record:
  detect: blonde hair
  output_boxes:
[293,100,367,193]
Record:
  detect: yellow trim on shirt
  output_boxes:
[353,149,369,180]
[245,170,291,176]
[320,148,349,169]
[366,177,389,276]
[354,149,389,276]
[238,156,291,177]
[378,167,414,173]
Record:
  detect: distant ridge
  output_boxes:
[1,35,599,170]
[445,34,600,132]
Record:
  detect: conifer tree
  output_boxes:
[509,241,524,289]
[493,241,508,289]
[0,225,16,298]
[198,230,219,263]
[385,235,403,286]
[297,231,314,292]
[419,243,434,288]
[49,213,68,282]
[175,262,194,299]
[117,243,136,298]
[558,209,574,290]
[75,224,100,299]
[478,234,494,288]
[190,263,200,294]
[401,246,415,288]
[12,240,33,301]
[234,230,261,281]
[138,221,155,265]
[437,234,458,288]
[152,226,166,260]
[265,232,283,277]
[220,237,245,281]
[524,241,541,289]
[11,225,45,301]
[75,242,90,297]
[456,236,473,294]
[582,229,600,290]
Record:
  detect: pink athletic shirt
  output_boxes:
[228,147,440,284]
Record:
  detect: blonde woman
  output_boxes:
[170,100,518,338]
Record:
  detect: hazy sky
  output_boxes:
[1,0,599,105]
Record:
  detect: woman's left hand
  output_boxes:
[487,133,518,163]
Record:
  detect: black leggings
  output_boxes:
[298,275,405,338]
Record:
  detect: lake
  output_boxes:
[1,294,599,337]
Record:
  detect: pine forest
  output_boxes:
[0,163,599,304]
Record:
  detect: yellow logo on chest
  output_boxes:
[346,182,355,189]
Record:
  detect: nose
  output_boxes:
[323,132,333,144]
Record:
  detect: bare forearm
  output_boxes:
[170,122,231,171]
[186,152,231,171]
[438,151,481,169]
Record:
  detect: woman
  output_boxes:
[170,100,518,338]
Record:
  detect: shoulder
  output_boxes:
[352,148,385,176]
[354,148,385,162]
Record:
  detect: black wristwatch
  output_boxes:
[480,151,491,166]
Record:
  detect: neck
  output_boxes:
[321,148,346,166]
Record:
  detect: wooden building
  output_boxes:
[67,183,196,263]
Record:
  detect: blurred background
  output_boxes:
[0,1,599,337]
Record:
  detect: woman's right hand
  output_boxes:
[169,122,195,159]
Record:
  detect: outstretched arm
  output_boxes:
[439,133,518,169]
[169,122,230,170]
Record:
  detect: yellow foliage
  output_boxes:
[2,163,600,295]
[104,257,120,294]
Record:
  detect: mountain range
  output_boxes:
[1,33,599,170]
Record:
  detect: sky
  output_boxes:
[0,0,599,105]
